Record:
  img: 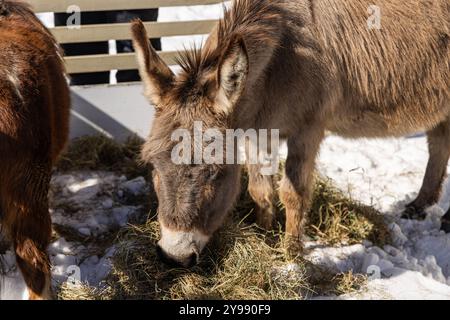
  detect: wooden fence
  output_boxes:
[27,0,222,74]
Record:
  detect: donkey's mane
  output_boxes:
[176,0,284,79]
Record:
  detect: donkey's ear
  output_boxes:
[131,19,174,106]
[214,36,249,115]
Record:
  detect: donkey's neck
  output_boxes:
[207,0,287,129]
[229,38,285,131]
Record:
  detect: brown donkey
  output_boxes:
[0,1,70,299]
[132,0,449,267]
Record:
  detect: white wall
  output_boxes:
[69,84,154,141]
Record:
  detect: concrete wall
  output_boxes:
[70,83,155,141]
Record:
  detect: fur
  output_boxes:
[133,0,449,262]
[0,1,70,299]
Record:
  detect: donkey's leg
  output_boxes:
[247,164,276,229]
[1,165,53,300]
[279,127,325,251]
[403,118,450,219]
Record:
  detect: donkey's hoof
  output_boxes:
[255,209,275,231]
[401,205,426,220]
[285,235,304,258]
[256,220,274,231]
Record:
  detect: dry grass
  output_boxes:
[68,219,310,300]
[56,135,390,300]
[57,217,369,300]
[306,178,390,247]
[302,261,368,296]
[57,135,147,179]
[59,282,113,300]
[333,271,368,295]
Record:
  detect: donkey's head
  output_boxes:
[132,20,249,267]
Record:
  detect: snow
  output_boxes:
[1,172,149,300]
[304,135,450,299]
[1,4,449,301]
[50,173,147,236]
[2,136,449,300]
[343,270,450,300]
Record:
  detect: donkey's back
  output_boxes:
[0,1,70,299]
[275,0,450,239]
[306,0,449,137]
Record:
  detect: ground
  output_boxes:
[1,135,449,300]
[311,135,450,299]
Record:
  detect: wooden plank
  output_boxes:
[27,0,223,13]
[53,20,216,44]
[65,52,180,73]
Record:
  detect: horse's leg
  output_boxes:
[1,163,53,300]
[403,117,450,219]
[247,163,276,229]
[0,203,6,250]
[0,219,9,254]
[279,125,325,252]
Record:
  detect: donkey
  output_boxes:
[0,1,70,299]
[132,0,449,267]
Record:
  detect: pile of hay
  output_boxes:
[57,135,146,179]
[306,178,390,247]
[59,218,368,300]
[103,220,306,300]
[57,135,388,300]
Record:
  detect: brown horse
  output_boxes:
[132,0,449,267]
[0,1,70,299]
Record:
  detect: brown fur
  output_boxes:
[0,1,70,299]
[133,0,449,264]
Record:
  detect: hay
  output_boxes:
[307,177,390,247]
[301,262,368,297]
[58,282,112,300]
[94,220,309,300]
[57,135,147,179]
[333,271,368,296]
[56,135,390,300]
[58,217,370,300]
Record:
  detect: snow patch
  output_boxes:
[1,172,148,299]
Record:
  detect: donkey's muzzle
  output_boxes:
[156,245,198,268]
